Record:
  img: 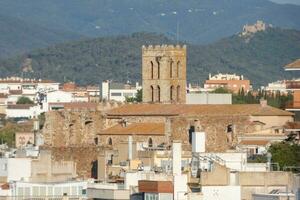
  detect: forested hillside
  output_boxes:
[0,28,299,87]
[0,15,82,58]
[0,0,300,58]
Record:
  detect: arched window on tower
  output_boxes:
[148,138,153,148]
[170,60,174,78]
[156,58,160,79]
[157,86,161,102]
[150,61,154,79]
[151,85,154,102]
[177,85,180,101]
[170,85,174,101]
[177,61,181,78]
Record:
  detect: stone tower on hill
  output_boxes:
[142,45,187,103]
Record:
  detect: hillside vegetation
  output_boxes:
[0,15,82,58]
[0,28,299,87]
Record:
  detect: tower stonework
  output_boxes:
[142,45,187,104]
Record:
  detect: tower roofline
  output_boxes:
[142,44,187,51]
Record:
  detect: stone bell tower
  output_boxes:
[142,44,187,104]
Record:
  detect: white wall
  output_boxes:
[6,108,33,118]
[186,93,232,104]
[11,181,87,197]
[46,91,73,103]
[198,153,247,171]
[173,175,188,200]
[109,89,138,102]
[202,186,241,200]
[7,158,31,182]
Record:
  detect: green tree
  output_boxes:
[268,142,300,170]
[211,87,231,94]
[16,96,34,104]
[125,89,142,103]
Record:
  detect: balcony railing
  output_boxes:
[286,81,300,89]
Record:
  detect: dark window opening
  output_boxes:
[148,138,153,147]
[188,126,195,144]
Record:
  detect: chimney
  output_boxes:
[260,99,267,107]
[192,120,206,153]
[172,140,182,176]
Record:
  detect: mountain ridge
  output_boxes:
[0,28,299,87]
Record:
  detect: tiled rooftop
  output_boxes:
[239,140,270,146]
[100,122,165,135]
[106,104,293,117]
[285,59,300,69]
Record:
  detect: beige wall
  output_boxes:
[200,164,230,186]
[142,45,187,104]
[31,150,77,182]
[239,172,294,200]
[250,116,293,128]
[15,132,34,148]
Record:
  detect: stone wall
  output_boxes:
[142,45,187,103]
[45,146,105,179]
[43,110,104,147]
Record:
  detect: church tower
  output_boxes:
[142,45,186,103]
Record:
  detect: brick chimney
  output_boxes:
[260,99,267,107]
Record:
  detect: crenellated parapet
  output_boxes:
[142,44,187,51]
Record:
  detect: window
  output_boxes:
[148,138,153,147]
[188,126,195,144]
[177,61,181,77]
[156,57,160,79]
[170,60,174,78]
[151,86,154,102]
[111,92,122,96]
[227,125,233,133]
[157,86,160,102]
[94,137,98,145]
[108,137,112,145]
[151,61,154,79]
[170,85,174,101]
[177,85,180,101]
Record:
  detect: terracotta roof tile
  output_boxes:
[239,140,270,146]
[284,122,300,129]
[106,104,293,117]
[285,59,300,69]
[7,104,34,109]
[49,102,97,110]
[9,90,22,95]
[100,122,165,135]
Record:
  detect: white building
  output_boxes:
[186,93,232,104]
[10,181,87,198]
[208,73,244,81]
[5,104,41,119]
[101,81,141,102]
[262,80,287,94]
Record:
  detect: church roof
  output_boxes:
[99,122,165,135]
[106,104,293,117]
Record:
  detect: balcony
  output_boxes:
[286,81,300,90]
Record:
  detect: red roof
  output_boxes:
[106,104,293,117]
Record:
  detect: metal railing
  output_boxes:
[0,196,84,200]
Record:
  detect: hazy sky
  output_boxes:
[270,0,300,5]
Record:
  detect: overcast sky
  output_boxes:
[270,0,300,5]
